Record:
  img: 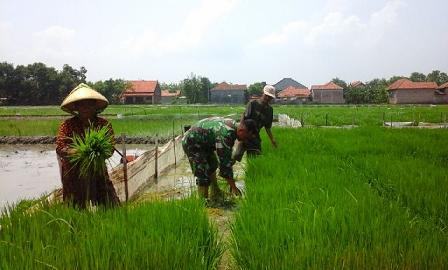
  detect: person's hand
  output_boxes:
[226,178,242,196]
[230,186,242,196]
[66,148,78,155]
[231,158,236,166]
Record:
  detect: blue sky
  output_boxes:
[1,0,447,86]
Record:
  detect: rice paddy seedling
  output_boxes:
[0,198,222,269]
[231,127,448,269]
[68,124,114,178]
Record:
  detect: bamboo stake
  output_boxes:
[173,120,176,166]
[121,133,129,202]
[154,135,158,183]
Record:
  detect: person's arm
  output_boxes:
[265,107,277,148]
[101,119,115,159]
[216,132,241,195]
[241,100,253,122]
[265,128,277,148]
[56,120,75,158]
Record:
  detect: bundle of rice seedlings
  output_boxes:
[68,124,114,178]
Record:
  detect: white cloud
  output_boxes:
[0,21,13,53]
[256,0,405,49]
[32,26,76,58]
[259,21,308,45]
[119,0,237,57]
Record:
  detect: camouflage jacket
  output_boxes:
[183,117,237,179]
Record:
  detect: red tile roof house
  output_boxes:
[210,82,247,104]
[387,79,438,104]
[350,81,366,88]
[277,86,311,104]
[121,80,161,104]
[160,90,180,104]
[310,82,345,104]
[434,82,448,104]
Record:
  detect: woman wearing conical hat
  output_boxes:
[56,83,119,208]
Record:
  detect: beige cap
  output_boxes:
[263,85,276,98]
[60,83,109,115]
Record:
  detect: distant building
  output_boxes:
[273,78,307,93]
[161,90,180,104]
[277,86,311,104]
[311,82,345,104]
[387,79,438,104]
[434,82,448,104]
[121,80,161,104]
[350,81,366,88]
[210,82,247,104]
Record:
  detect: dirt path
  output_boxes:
[208,206,238,270]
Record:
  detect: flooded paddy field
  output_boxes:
[0,144,153,209]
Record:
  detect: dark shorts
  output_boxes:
[182,141,218,187]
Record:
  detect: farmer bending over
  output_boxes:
[233,84,277,161]
[182,117,257,199]
[56,83,119,208]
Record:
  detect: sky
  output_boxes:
[1,0,447,86]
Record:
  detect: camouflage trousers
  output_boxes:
[182,139,218,187]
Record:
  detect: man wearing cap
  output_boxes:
[182,117,258,199]
[56,83,119,208]
[233,85,277,162]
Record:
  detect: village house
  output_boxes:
[273,78,307,93]
[434,82,448,104]
[277,86,311,104]
[121,80,161,104]
[160,90,180,104]
[310,82,345,104]
[210,82,247,104]
[350,81,366,88]
[387,79,438,104]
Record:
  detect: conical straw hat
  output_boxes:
[61,83,109,115]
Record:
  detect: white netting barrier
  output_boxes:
[277,114,302,128]
[109,135,184,201]
[45,135,185,203]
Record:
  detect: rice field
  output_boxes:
[0,104,447,137]
[231,127,448,269]
[1,105,448,269]
[0,198,222,270]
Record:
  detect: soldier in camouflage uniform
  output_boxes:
[182,117,257,198]
[233,85,277,162]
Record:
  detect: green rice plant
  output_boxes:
[231,128,448,269]
[68,124,113,178]
[1,105,447,136]
[0,198,222,269]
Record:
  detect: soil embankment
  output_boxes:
[0,136,171,144]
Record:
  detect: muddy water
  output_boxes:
[0,144,153,209]
[137,157,247,202]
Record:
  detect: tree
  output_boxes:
[58,65,88,102]
[387,75,405,85]
[182,73,212,104]
[247,82,265,96]
[90,79,130,104]
[365,78,388,104]
[344,85,368,104]
[331,77,348,89]
[409,72,426,82]
[160,82,182,92]
[426,70,448,85]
